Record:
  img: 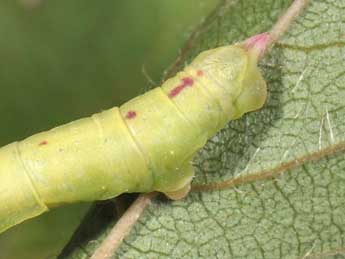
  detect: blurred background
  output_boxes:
[0,0,218,258]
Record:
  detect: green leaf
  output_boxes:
[60,0,345,258]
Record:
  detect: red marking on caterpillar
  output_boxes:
[169,77,194,98]
[197,70,204,77]
[126,111,137,119]
[39,140,48,146]
[243,32,270,57]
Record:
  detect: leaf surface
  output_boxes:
[60,0,345,258]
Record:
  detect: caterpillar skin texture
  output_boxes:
[0,43,266,233]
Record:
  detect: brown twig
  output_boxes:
[90,192,158,259]
[267,0,310,49]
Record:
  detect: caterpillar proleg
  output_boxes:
[0,33,268,234]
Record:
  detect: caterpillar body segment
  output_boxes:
[0,108,154,233]
[0,143,48,233]
[0,38,267,233]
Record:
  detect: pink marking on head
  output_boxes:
[243,32,270,57]
[168,77,194,98]
[197,70,204,77]
[126,110,137,119]
[39,140,48,146]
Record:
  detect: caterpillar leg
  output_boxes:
[163,163,194,200]
[164,183,191,200]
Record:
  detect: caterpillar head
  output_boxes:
[189,34,268,121]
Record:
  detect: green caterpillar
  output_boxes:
[0,33,267,234]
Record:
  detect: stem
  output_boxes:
[90,192,157,259]
[266,0,310,53]
[243,0,310,58]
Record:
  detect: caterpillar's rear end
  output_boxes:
[0,34,267,234]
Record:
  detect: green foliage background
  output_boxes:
[0,1,218,258]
